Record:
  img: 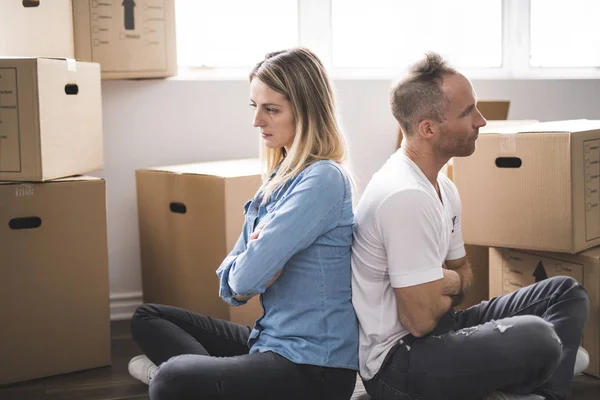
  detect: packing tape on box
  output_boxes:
[66,58,77,72]
[499,132,517,153]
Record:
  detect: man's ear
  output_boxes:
[417,119,439,139]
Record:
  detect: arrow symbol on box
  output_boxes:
[533,261,548,283]
[122,0,136,30]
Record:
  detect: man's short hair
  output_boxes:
[390,52,457,137]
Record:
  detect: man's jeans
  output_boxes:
[364,276,589,400]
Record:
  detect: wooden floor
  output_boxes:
[0,321,149,400]
[0,320,599,400]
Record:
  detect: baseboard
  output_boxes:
[110,291,143,321]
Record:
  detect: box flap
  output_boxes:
[0,175,102,185]
[0,56,72,61]
[580,246,600,259]
[141,158,262,178]
[481,120,539,132]
[481,119,600,135]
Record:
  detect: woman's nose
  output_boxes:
[253,110,264,127]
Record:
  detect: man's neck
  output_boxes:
[402,143,450,188]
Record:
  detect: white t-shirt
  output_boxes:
[351,149,466,380]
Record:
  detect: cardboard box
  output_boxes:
[456,244,490,310]
[72,0,177,80]
[136,159,265,327]
[442,163,489,310]
[442,121,539,181]
[0,0,74,58]
[0,177,111,385]
[454,120,600,253]
[477,100,510,121]
[0,58,104,181]
[489,247,600,377]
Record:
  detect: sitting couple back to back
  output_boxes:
[128,49,589,400]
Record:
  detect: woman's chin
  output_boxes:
[262,140,280,149]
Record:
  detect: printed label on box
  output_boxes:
[0,68,20,172]
[584,139,600,241]
[501,249,584,294]
[89,0,168,72]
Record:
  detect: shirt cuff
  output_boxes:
[447,245,467,261]
[389,266,443,288]
[216,255,247,306]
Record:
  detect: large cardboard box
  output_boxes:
[443,120,539,181]
[489,247,600,377]
[442,164,490,310]
[454,120,600,253]
[0,0,74,58]
[72,0,177,80]
[456,244,490,310]
[0,177,111,385]
[136,159,265,327]
[0,58,104,181]
[447,121,540,309]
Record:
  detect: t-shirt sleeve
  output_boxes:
[377,189,444,288]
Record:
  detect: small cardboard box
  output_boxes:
[0,0,74,58]
[0,177,111,385]
[489,247,600,377]
[136,158,265,326]
[454,120,600,253]
[0,58,104,181]
[72,0,177,80]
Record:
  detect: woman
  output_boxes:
[129,47,359,400]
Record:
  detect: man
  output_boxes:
[351,52,589,400]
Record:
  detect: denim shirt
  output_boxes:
[216,160,359,370]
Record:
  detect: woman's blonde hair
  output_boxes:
[249,47,354,203]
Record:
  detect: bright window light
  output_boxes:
[530,0,600,67]
[331,0,503,69]
[175,0,299,68]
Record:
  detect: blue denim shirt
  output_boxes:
[216,160,359,370]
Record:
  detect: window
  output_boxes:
[174,0,600,78]
[530,0,600,67]
[175,0,298,68]
[331,0,503,69]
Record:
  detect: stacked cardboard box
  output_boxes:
[0,2,111,386]
[0,177,111,385]
[454,119,600,378]
[446,119,539,310]
[136,159,266,327]
[0,1,177,80]
[72,0,177,79]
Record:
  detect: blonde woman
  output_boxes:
[129,48,359,400]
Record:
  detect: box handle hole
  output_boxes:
[65,84,79,95]
[170,202,187,214]
[495,157,522,168]
[9,216,42,230]
[22,0,40,7]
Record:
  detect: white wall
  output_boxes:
[95,78,600,319]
